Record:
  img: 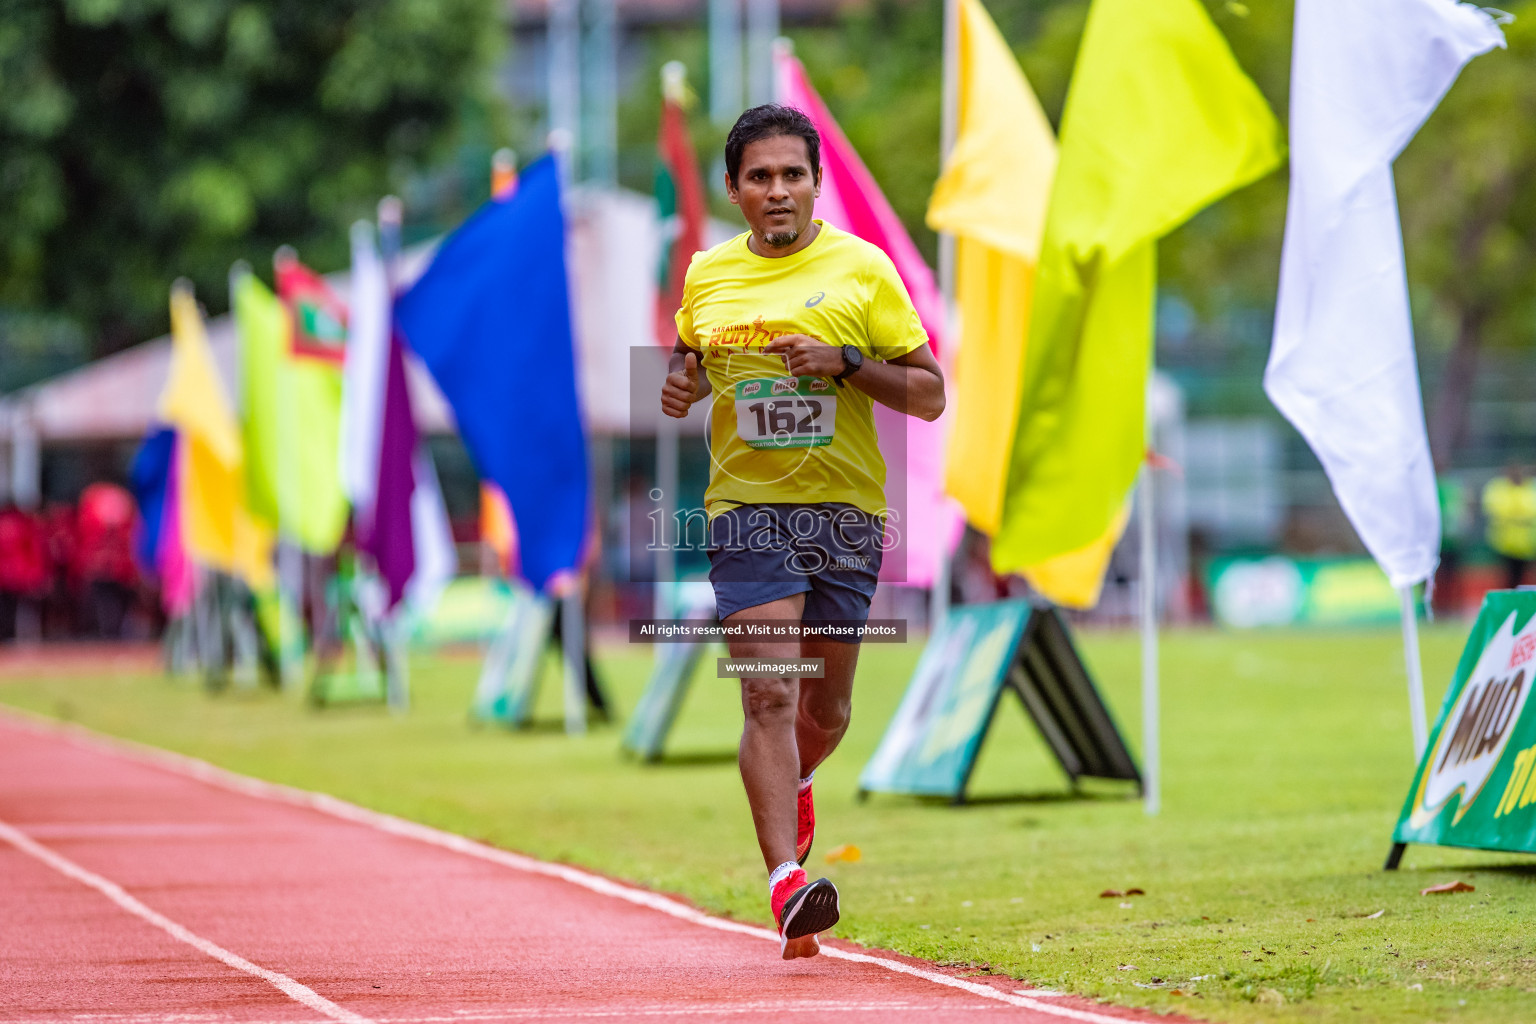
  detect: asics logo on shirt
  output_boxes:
[805,292,825,308]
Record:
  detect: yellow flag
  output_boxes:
[991,0,1282,599]
[927,0,1055,263]
[927,0,1057,537]
[926,0,1112,605]
[159,281,274,589]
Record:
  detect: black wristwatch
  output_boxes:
[834,344,864,384]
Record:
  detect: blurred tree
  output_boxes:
[0,0,504,364]
[1398,3,1536,468]
[0,311,89,395]
[1155,1,1292,323]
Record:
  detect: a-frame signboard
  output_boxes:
[860,600,1140,802]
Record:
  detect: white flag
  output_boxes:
[406,443,457,615]
[342,220,457,615]
[341,221,390,533]
[1266,0,1504,589]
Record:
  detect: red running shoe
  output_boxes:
[796,782,815,865]
[772,868,840,960]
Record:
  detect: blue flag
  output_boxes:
[129,427,176,573]
[395,155,589,592]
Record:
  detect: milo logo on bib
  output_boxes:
[734,377,837,450]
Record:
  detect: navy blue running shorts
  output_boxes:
[706,502,885,641]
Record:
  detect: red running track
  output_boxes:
[0,715,1183,1024]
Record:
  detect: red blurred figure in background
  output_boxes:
[0,505,49,641]
[74,483,141,638]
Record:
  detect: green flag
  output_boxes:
[991,0,1282,576]
[235,269,349,554]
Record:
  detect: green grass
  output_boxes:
[5,626,1536,1023]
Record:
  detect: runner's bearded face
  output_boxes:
[727,135,821,252]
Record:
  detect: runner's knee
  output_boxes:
[741,676,797,726]
[798,692,850,734]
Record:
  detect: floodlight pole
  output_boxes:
[1140,443,1161,817]
[1400,585,1429,759]
[584,0,618,186]
[709,0,743,122]
[548,0,581,177]
[746,0,779,106]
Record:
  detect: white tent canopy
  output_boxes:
[0,242,448,446]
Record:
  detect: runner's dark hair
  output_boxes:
[724,105,821,187]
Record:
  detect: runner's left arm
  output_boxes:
[764,335,945,421]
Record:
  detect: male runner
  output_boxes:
[660,104,945,960]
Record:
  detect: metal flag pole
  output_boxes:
[6,409,40,511]
[1400,585,1429,759]
[544,127,587,736]
[928,0,960,636]
[1140,445,1161,816]
[654,434,678,625]
[561,579,588,736]
[939,0,960,220]
[655,64,684,629]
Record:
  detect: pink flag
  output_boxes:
[160,436,195,617]
[775,48,963,587]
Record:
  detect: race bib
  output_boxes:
[733,377,837,449]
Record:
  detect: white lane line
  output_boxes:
[376,1007,1004,1020]
[0,817,373,1024]
[1,710,1160,1024]
[368,1003,1003,1020]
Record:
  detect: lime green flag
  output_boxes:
[991,0,1282,576]
[234,270,349,554]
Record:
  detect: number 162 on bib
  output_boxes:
[734,377,837,450]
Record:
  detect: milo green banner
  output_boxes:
[1209,556,1403,628]
[1390,590,1536,866]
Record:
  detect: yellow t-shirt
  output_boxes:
[1483,477,1536,560]
[675,221,930,516]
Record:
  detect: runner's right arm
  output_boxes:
[661,338,711,418]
